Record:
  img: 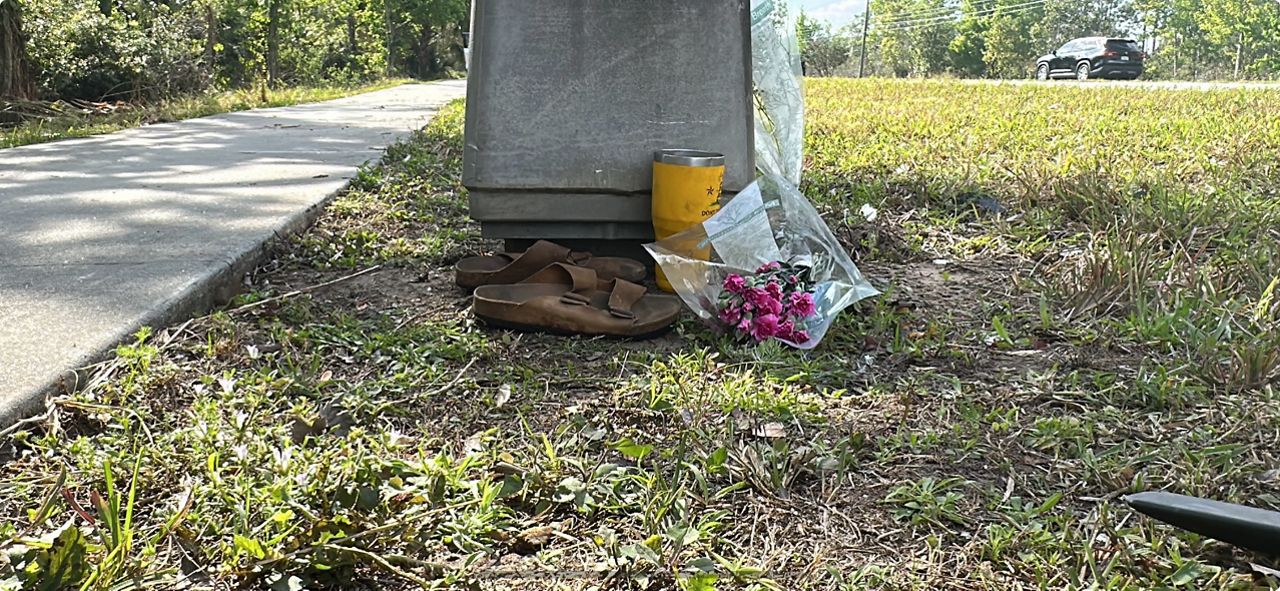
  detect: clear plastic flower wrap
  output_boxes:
[645,175,880,349]
[750,0,805,186]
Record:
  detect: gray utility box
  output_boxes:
[463,0,755,248]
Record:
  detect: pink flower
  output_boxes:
[775,319,811,344]
[718,304,742,326]
[750,314,781,342]
[746,287,782,316]
[756,261,781,273]
[723,274,747,294]
[777,319,796,339]
[736,317,752,334]
[788,292,816,319]
[787,274,799,284]
[765,281,783,299]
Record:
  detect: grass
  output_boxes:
[0,78,414,149]
[2,79,1280,589]
[806,79,1280,392]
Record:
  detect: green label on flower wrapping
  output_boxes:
[751,0,775,26]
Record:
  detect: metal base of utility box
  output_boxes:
[463,0,755,247]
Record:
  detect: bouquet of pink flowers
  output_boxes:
[646,176,879,350]
[717,261,818,344]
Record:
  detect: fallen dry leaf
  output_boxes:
[753,422,787,438]
[513,525,554,553]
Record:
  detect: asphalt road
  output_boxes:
[965,78,1279,91]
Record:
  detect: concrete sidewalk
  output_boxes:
[0,80,467,425]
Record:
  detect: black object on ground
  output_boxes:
[954,190,1008,216]
[1124,491,1280,555]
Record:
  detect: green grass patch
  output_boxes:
[1,79,414,149]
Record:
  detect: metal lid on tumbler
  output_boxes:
[654,149,726,168]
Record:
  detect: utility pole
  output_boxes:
[858,0,870,77]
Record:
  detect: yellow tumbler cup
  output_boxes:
[652,149,726,292]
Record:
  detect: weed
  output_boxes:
[884,476,972,527]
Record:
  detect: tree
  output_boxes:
[983,0,1041,78]
[10,0,471,104]
[822,0,1280,79]
[385,0,466,78]
[948,0,988,77]
[797,11,822,55]
[267,0,281,85]
[870,0,925,76]
[871,0,957,77]
[0,0,35,99]
[798,14,854,76]
[1030,0,1136,52]
[1156,0,1218,78]
[1133,0,1172,52]
[1201,0,1280,77]
[907,0,956,75]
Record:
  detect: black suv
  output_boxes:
[1036,37,1145,81]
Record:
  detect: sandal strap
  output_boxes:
[498,245,592,266]
[522,262,599,292]
[566,249,592,265]
[485,240,573,285]
[551,277,647,322]
[606,279,647,320]
[528,239,592,266]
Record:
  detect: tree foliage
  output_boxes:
[982,0,1043,78]
[948,0,988,77]
[798,12,855,76]
[810,0,1279,79]
[7,0,466,101]
[870,0,957,77]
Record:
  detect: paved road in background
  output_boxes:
[967,78,1279,91]
[0,80,467,425]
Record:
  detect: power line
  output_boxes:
[873,4,963,25]
[876,8,963,28]
[873,0,1001,26]
[872,0,1056,27]
[877,0,1049,29]
[875,0,1050,31]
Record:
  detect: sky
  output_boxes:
[799,0,869,29]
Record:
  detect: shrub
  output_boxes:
[24,2,206,101]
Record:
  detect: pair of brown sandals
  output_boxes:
[455,240,682,338]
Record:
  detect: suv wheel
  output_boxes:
[1076,62,1091,81]
[1036,64,1049,80]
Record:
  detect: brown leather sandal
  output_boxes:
[455,240,646,290]
[472,264,681,339]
